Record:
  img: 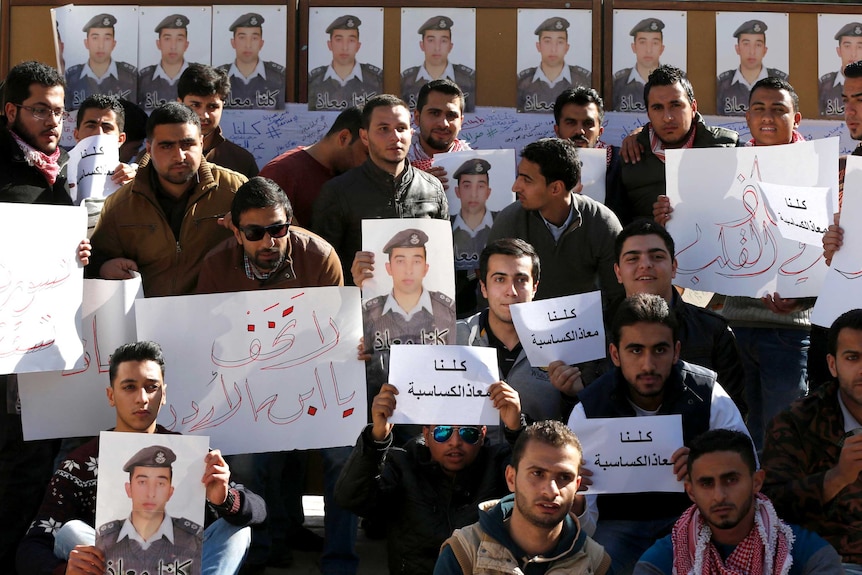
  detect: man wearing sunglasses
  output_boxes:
[88,101,246,297]
[336,381,523,575]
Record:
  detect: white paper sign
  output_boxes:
[578,147,608,205]
[759,182,830,246]
[19,275,143,440]
[136,287,367,455]
[67,134,121,204]
[666,139,837,297]
[569,414,685,494]
[812,156,862,327]
[0,203,85,374]
[510,291,606,367]
[387,345,500,425]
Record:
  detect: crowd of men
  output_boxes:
[1,48,862,575]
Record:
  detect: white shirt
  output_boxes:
[730,65,769,90]
[415,62,456,83]
[323,61,363,87]
[228,59,266,84]
[452,210,494,237]
[81,60,118,83]
[839,392,862,433]
[531,63,572,89]
[382,288,433,321]
[116,513,175,550]
[626,66,651,85]
[151,60,189,84]
[541,203,575,243]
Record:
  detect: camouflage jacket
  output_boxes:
[762,380,862,563]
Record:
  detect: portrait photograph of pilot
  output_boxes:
[361,219,456,354]
[818,14,862,117]
[611,9,687,113]
[95,432,208,575]
[516,9,592,114]
[715,12,789,116]
[137,7,213,111]
[308,7,384,111]
[400,8,476,112]
[213,5,286,110]
[63,6,139,110]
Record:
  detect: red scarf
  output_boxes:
[671,494,793,575]
[11,130,62,185]
[745,130,806,147]
[408,137,470,172]
[594,141,613,168]
[649,124,698,163]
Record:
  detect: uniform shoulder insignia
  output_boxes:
[718,70,733,81]
[309,66,326,78]
[768,68,787,79]
[614,68,630,80]
[572,65,590,75]
[363,63,382,74]
[139,65,156,76]
[401,66,419,79]
[97,521,120,536]
[518,67,536,79]
[455,64,475,75]
[174,517,204,536]
[363,295,386,311]
[66,64,83,75]
[216,63,231,72]
[820,72,836,83]
[266,61,285,73]
[118,61,136,72]
[431,291,454,305]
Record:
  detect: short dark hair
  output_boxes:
[511,421,582,470]
[611,293,679,346]
[231,177,294,228]
[3,61,65,107]
[325,106,363,143]
[614,219,675,262]
[553,87,605,125]
[749,76,799,114]
[478,238,540,287]
[177,64,231,101]
[843,60,862,80]
[109,341,166,386]
[76,94,125,132]
[416,79,465,114]
[688,429,757,475]
[145,101,201,140]
[644,65,694,106]
[520,138,581,190]
[361,94,408,130]
[828,309,862,356]
[119,99,148,142]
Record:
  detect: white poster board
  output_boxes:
[387,345,500,425]
[0,204,85,374]
[67,134,121,204]
[665,138,837,297]
[759,182,831,245]
[578,147,608,204]
[136,287,366,454]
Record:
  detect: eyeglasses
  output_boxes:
[14,104,67,121]
[238,222,290,242]
[431,426,482,445]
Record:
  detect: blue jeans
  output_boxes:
[593,517,677,575]
[734,327,809,452]
[844,564,862,575]
[321,446,359,575]
[54,519,251,575]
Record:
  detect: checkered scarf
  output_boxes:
[408,137,470,172]
[671,494,794,575]
[10,130,62,185]
[648,123,698,163]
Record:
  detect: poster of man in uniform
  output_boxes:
[50,5,72,74]
[516,9,592,114]
[715,12,789,117]
[400,9,476,112]
[611,10,687,113]
[361,219,456,355]
[213,5,286,110]
[63,6,139,110]
[137,7,213,111]
[308,7,384,111]
[818,14,862,117]
[96,433,208,575]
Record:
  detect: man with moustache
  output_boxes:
[407,79,471,182]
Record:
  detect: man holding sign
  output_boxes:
[568,293,749,575]
[336,381,521,575]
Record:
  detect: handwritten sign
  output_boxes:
[666,138,836,297]
[578,148,608,205]
[812,156,862,327]
[19,275,143,440]
[569,414,684,494]
[135,287,366,455]
[510,291,606,367]
[759,182,830,246]
[0,204,85,374]
[67,134,121,204]
[387,345,500,425]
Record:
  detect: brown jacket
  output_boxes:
[195,226,343,293]
[89,158,246,296]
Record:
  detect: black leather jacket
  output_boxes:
[0,118,71,205]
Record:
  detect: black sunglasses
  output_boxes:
[431,426,482,445]
[239,222,290,242]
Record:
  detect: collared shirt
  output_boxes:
[81,59,119,83]
[322,61,363,87]
[452,209,494,238]
[228,59,266,84]
[626,65,652,85]
[730,65,768,90]
[541,203,575,242]
[151,60,189,84]
[531,63,572,89]
[834,72,846,88]
[116,513,175,550]
[382,288,433,321]
[838,392,862,433]
[415,62,456,83]
[243,252,274,281]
